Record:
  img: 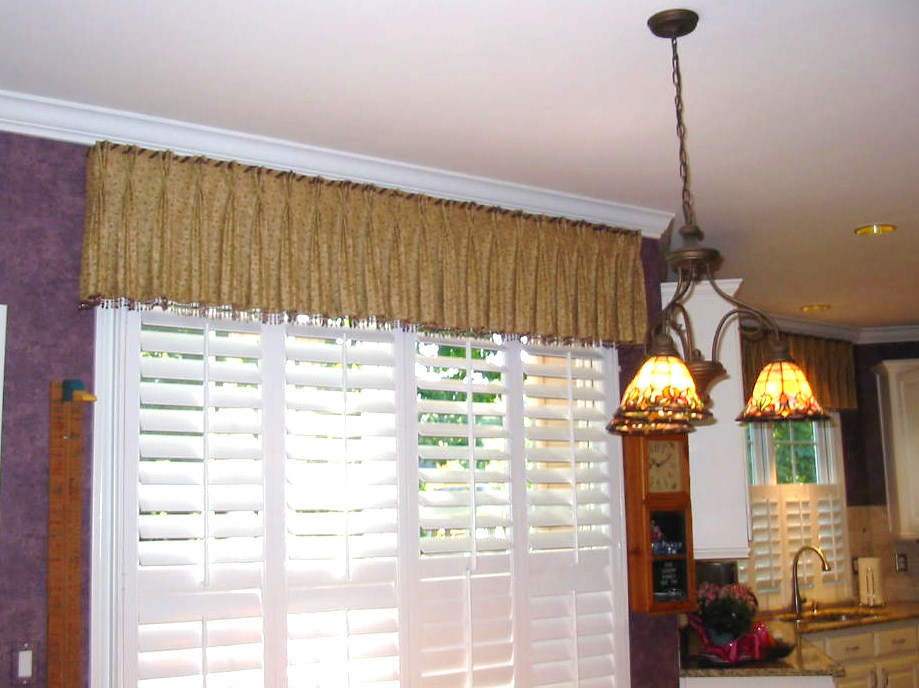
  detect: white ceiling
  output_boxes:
[3,0,918,333]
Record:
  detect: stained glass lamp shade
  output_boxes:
[608,334,711,434]
[737,344,829,422]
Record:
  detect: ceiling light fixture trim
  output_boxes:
[854,223,896,236]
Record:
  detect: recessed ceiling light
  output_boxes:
[800,304,831,313]
[854,223,897,236]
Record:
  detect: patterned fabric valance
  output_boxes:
[742,332,857,410]
[81,142,648,344]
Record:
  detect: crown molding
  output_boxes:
[0,89,672,235]
[853,325,919,346]
[770,314,919,345]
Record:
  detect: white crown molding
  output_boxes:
[770,314,919,345]
[853,325,919,346]
[769,315,863,342]
[0,89,673,235]
[656,296,919,346]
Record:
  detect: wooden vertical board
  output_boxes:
[622,433,697,615]
[47,380,95,688]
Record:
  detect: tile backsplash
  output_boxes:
[848,505,919,603]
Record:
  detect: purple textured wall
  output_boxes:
[0,131,93,687]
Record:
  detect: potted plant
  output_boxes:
[696,582,758,645]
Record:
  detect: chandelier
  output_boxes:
[608,8,828,435]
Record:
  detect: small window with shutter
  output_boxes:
[738,417,851,611]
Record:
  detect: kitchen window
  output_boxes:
[746,420,837,486]
[90,307,631,688]
[739,417,851,610]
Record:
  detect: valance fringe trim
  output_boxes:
[86,297,626,347]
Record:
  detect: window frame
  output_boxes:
[739,413,851,610]
[745,417,840,487]
[90,307,632,688]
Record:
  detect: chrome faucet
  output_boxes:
[791,545,831,619]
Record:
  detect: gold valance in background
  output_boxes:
[81,142,648,344]
[742,332,857,410]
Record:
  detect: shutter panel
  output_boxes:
[523,345,611,553]
[742,484,850,606]
[416,556,514,688]
[814,485,848,585]
[414,335,514,688]
[745,490,784,594]
[284,327,401,688]
[781,486,814,580]
[416,337,510,555]
[136,315,266,688]
[527,551,617,688]
[521,345,618,688]
[112,315,629,688]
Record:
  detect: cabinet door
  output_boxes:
[662,279,749,559]
[833,661,875,688]
[876,360,919,539]
[876,626,919,657]
[878,656,919,688]
[826,632,875,663]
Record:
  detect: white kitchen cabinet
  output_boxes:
[833,660,874,688]
[681,676,835,687]
[875,360,919,540]
[662,279,749,559]
[810,619,919,688]
[881,656,919,688]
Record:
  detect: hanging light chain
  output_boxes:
[671,36,696,230]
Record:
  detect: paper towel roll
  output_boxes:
[858,557,884,607]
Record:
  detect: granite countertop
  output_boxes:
[782,600,919,634]
[681,601,919,678]
[681,620,843,678]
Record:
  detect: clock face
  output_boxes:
[647,440,683,492]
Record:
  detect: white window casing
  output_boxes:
[91,309,631,688]
[739,416,850,611]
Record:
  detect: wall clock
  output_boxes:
[648,438,683,492]
[622,433,696,614]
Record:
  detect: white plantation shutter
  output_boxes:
[521,345,618,688]
[96,311,630,688]
[783,490,814,583]
[284,327,401,688]
[413,335,514,688]
[742,493,783,594]
[135,315,267,688]
[741,484,850,609]
[814,486,848,584]
[415,336,510,555]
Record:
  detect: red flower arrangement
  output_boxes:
[689,583,791,665]
[696,582,758,640]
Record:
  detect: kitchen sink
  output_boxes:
[773,607,881,625]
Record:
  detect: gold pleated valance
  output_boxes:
[80,142,648,344]
[742,332,857,410]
